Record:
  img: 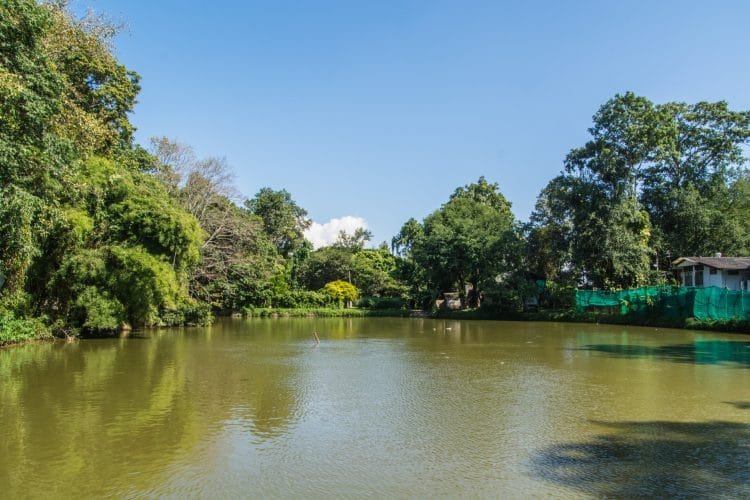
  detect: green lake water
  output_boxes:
[1,318,748,498]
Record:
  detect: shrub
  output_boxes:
[273,290,332,308]
[322,280,359,307]
[74,287,125,331]
[540,281,576,310]
[161,301,213,326]
[357,296,404,309]
[0,309,51,345]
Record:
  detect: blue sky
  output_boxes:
[76,0,750,246]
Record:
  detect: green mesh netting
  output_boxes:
[576,286,750,321]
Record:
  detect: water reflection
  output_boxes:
[0,324,306,496]
[0,334,201,497]
[532,420,750,497]
[1,318,749,497]
[579,339,750,367]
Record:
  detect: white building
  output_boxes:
[672,255,750,291]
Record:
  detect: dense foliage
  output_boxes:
[527,93,750,291]
[0,1,207,334]
[2,3,749,343]
[393,177,522,308]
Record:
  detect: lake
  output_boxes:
[1,318,748,498]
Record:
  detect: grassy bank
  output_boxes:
[433,308,750,334]
[4,307,745,349]
[242,307,413,318]
[530,311,750,334]
[242,306,750,334]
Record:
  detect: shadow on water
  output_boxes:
[578,340,750,367]
[531,420,750,497]
[724,401,750,410]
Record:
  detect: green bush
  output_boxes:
[685,318,750,334]
[357,296,404,309]
[0,309,51,346]
[242,307,411,318]
[540,281,576,310]
[74,287,125,331]
[161,302,213,326]
[272,289,332,308]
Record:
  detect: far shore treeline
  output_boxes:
[2,1,750,342]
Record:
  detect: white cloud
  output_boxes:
[305,216,368,249]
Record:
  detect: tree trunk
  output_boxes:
[469,277,481,308]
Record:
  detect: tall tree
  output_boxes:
[245,188,311,257]
[296,246,353,291]
[333,227,373,249]
[397,177,520,307]
[148,137,280,309]
[526,176,574,282]
[529,92,750,288]
[562,93,655,288]
[0,2,208,331]
[639,100,750,258]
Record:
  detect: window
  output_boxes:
[683,272,693,287]
[709,267,717,275]
[728,270,739,275]
[695,270,704,286]
[695,265,704,271]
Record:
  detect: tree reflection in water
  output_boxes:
[579,340,750,367]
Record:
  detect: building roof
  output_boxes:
[672,256,750,270]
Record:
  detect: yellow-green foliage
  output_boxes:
[74,286,124,331]
[62,207,93,243]
[73,157,204,272]
[43,1,141,153]
[77,156,123,192]
[322,280,359,305]
[109,175,204,272]
[0,186,38,291]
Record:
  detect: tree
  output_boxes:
[148,136,196,194]
[244,188,311,257]
[148,137,283,310]
[559,93,655,287]
[538,93,750,288]
[322,280,359,308]
[45,157,205,329]
[0,2,208,332]
[639,100,750,258]
[525,176,574,282]
[297,246,353,290]
[392,218,423,256]
[397,177,520,308]
[350,249,406,297]
[333,227,373,249]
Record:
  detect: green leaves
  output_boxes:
[397,178,520,307]
[245,188,311,257]
[50,244,183,329]
[533,92,750,289]
[0,186,41,290]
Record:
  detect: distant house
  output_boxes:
[437,292,463,310]
[672,254,750,290]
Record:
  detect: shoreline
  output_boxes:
[3,308,747,349]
